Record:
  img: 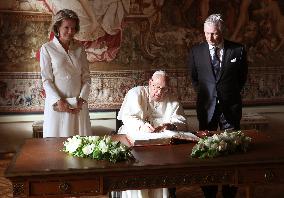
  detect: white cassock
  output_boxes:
[117,86,188,198]
[117,86,188,135]
[121,188,169,198]
[40,37,91,137]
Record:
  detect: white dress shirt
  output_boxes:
[209,43,224,68]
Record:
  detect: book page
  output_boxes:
[128,131,172,141]
[126,130,200,146]
[164,130,200,142]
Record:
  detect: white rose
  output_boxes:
[105,136,111,143]
[204,139,213,147]
[212,134,220,141]
[88,136,100,142]
[211,143,218,150]
[64,137,82,153]
[218,140,227,151]
[98,141,108,153]
[82,144,95,155]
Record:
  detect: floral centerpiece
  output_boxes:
[191,131,252,159]
[63,135,133,163]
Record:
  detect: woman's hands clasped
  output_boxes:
[54,98,86,114]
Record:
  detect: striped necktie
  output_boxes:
[212,47,220,77]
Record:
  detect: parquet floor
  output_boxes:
[0,154,12,198]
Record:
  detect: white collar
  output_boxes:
[208,42,224,50]
[52,36,76,51]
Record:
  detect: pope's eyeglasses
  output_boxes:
[151,84,168,93]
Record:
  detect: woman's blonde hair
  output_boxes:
[51,9,80,36]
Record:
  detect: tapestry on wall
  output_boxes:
[0,0,283,113]
[0,68,283,113]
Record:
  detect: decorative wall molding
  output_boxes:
[0,10,51,21]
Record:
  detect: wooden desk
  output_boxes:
[5,130,284,198]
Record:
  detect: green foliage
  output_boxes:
[63,135,133,163]
[191,131,252,159]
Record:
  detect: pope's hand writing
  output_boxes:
[142,122,155,133]
[153,125,166,132]
[162,123,177,130]
[153,123,177,132]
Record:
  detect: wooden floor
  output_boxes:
[0,153,13,198]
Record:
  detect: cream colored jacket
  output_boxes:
[40,37,91,137]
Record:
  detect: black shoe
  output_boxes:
[168,187,176,198]
[222,185,238,198]
[201,185,218,198]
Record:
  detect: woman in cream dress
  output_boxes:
[40,9,91,137]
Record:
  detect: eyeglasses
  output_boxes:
[151,84,168,93]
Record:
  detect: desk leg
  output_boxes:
[245,185,254,198]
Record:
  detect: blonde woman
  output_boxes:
[40,9,91,137]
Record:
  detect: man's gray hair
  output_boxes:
[204,14,224,32]
[151,70,169,85]
[152,70,167,78]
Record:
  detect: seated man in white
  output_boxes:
[117,70,188,198]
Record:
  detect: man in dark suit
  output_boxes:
[188,14,248,198]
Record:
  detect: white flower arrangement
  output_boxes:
[191,131,252,159]
[63,135,133,163]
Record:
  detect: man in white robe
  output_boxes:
[117,70,188,198]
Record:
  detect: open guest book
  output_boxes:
[126,130,200,146]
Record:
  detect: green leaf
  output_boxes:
[190,131,252,159]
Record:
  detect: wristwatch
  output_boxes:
[171,124,177,130]
[77,97,86,104]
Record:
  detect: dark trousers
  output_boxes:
[168,188,176,198]
[200,103,238,198]
[202,102,236,131]
[201,185,238,198]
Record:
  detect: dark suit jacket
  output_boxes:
[188,40,248,129]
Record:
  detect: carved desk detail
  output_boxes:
[108,170,235,191]
[12,182,25,197]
